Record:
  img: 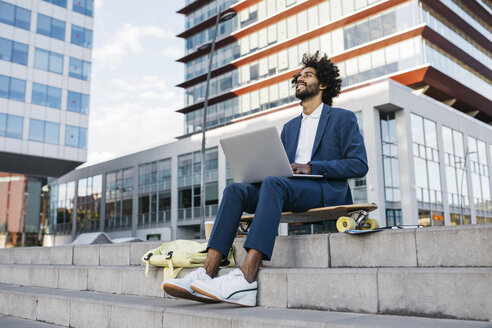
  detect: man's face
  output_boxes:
[295,67,321,101]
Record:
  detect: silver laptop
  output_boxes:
[220,127,324,183]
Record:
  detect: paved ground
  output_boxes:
[0,315,64,327]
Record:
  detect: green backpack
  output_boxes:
[142,239,235,284]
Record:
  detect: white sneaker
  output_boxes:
[190,269,257,306]
[162,267,219,303]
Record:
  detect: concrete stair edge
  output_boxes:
[0,283,491,328]
[0,264,491,321]
[0,224,491,268]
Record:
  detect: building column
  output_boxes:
[171,155,179,240]
[396,107,418,225]
[100,175,106,231]
[132,164,138,237]
[436,122,451,225]
[71,180,78,241]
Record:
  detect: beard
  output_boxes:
[295,81,320,101]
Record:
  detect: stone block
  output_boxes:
[37,296,70,326]
[14,248,34,264]
[109,304,163,328]
[331,229,417,267]
[50,246,73,265]
[0,249,14,264]
[163,308,231,328]
[233,238,247,266]
[29,266,58,288]
[70,300,111,328]
[100,244,131,266]
[31,247,51,265]
[58,266,88,291]
[288,268,378,313]
[11,265,32,286]
[256,269,287,307]
[73,245,100,266]
[266,234,330,268]
[88,267,121,294]
[120,267,164,298]
[416,225,492,267]
[7,292,38,320]
[130,241,162,266]
[0,265,13,285]
[378,267,492,321]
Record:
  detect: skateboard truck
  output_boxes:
[336,209,379,232]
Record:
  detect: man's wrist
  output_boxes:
[307,161,312,173]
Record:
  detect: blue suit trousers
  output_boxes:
[207,176,324,260]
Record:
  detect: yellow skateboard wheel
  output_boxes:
[362,218,380,230]
[337,216,356,232]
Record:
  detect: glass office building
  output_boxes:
[46,0,491,244]
[0,0,94,246]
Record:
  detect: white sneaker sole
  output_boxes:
[191,284,257,307]
[163,282,220,303]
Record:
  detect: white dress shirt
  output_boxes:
[294,102,323,164]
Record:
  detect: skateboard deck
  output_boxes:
[344,225,423,235]
[240,203,378,224]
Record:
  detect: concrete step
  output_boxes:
[0,314,64,327]
[1,224,491,269]
[0,283,490,328]
[0,264,491,321]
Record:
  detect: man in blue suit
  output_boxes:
[164,51,368,306]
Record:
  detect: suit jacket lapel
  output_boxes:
[287,114,302,163]
[311,104,331,158]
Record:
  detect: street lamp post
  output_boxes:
[198,8,236,239]
[458,149,476,225]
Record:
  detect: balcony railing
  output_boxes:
[104,216,132,231]
[178,205,218,220]
[138,210,171,227]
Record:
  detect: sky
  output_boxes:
[85,0,186,166]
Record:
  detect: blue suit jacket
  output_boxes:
[280,104,368,206]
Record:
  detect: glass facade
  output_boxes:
[0,113,23,139]
[71,24,93,49]
[442,126,469,224]
[0,75,26,102]
[0,37,28,66]
[34,48,64,74]
[138,159,172,227]
[467,136,492,218]
[55,182,74,234]
[105,168,133,231]
[178,148,219,220]
[67,91,90,114]
[32,83,62,109]
[76,175,102,233]
[73,0,94,17]
[29,119,59,145]
[36,14,66,41]
[42,0,67,8]
[0,1,31,30]
[65,125,87,149]
[69,57,91,81]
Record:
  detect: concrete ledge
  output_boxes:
[73,245,99,266]
[31,247,51,265]
[331,229,417,267]
[0,248,14,264]
[378,267,492,321]
[99,244,130,266]
[287,268,378,313]
[37,296,70,326]
[416,224,492,267]
[14,248,34,264]
[50,246,73,265]
[1,284,491,327]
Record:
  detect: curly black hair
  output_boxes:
[291,51,342,106]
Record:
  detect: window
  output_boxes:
[36,14,65,41]
[69,57,91,80]
[73,0,94,17]
[0,75,26,102]
[32,83,62,109]
[67,91,90,114]
[0,1,31,30]
[0,37,28,65]
[0,113,23,139]
[42,0,67,8]
[34,48,63,74]
[71,24,93,48]
[65,125,87,148]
